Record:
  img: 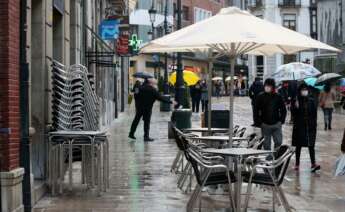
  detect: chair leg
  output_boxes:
[276,186,291,212]
[171,151,182,173]
[272,187,275,212]
[178,163,190,189]
[187,170,211,212]
[226,172,235,211]
[187,184,202,212]
[244,172,255,211]
[181,166,192,192]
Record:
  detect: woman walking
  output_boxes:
[201,80,208,112]
[319,83,336,130]
[292,84,321,172]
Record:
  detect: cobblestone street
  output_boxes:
[33,97,345,212]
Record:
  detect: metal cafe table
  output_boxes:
[202,148,274,212]
[183,127,229,134]
[193,135,248,143]
[48,130,109,195]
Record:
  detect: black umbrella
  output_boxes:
[132,72,154,79]
[315,73,343,85]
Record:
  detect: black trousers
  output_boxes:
[192,99,200,113]
[129,109,152,138]
[295,146,316,166]
[201,100,208,112]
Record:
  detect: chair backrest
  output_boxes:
[236,127,247,137]
[272,145,294,185]
[184,148,207,186]
[233,125,240,134]
[172,126,188,151]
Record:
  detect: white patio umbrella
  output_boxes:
[272,62,321,83]
[141,7,340,149]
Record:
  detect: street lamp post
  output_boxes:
[148,2,157,78]
[148,3,157,40]
[163,0,169,94]
[175,0,184,106]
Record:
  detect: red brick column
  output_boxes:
[0,0,21,172]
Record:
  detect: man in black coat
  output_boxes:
[255,78,287,151]
[249,77,264,126]
[129,78,173,142]
[190,81,202,113]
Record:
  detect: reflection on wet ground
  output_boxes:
[34,97,345,212]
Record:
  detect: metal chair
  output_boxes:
[185,147,236,212]
[243,145,295,212]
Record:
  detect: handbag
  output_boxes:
[128,94,133,105]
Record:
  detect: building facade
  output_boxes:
[1,0,134,211]
[315,0,345,74]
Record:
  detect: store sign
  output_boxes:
[129,34,142,53]
[99,20,119,40]
[116,34,129,56]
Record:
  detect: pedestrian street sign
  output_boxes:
[99,19,119,40]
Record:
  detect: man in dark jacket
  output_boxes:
[190,81,202,113]
[249,77,264,126]
[129,79,173,142]
[255,78,287,151]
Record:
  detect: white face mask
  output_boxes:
[264,86,272,93]
[301,90,309,97]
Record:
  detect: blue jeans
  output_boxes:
[261,122,283,151]
[322,108,333,127]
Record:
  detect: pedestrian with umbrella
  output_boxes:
[291,83,321,172]
[319,83,336,130]
[129,78,174,141]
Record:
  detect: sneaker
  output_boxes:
[144,137,154,142]
[311,164,321,173]
[128,134,136,139]
[294,165,299,171]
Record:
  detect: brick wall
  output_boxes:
[0,0,21,171]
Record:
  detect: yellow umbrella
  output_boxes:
[169,70,200,86]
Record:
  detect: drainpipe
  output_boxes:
[19,0,32,211]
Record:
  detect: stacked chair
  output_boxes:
[48,61,108,196]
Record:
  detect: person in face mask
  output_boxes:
[255,78,287,151]
[291,83,320,172]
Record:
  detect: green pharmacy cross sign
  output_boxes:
[129,34,142,51]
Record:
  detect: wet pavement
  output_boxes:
[33,97,345,212]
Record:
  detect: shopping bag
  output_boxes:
[334,154,345,176]
[128,94,133,105]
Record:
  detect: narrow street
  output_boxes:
[33,97,345,212]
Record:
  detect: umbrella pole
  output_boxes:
[207,57,213,133]
[229,56,236,148]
